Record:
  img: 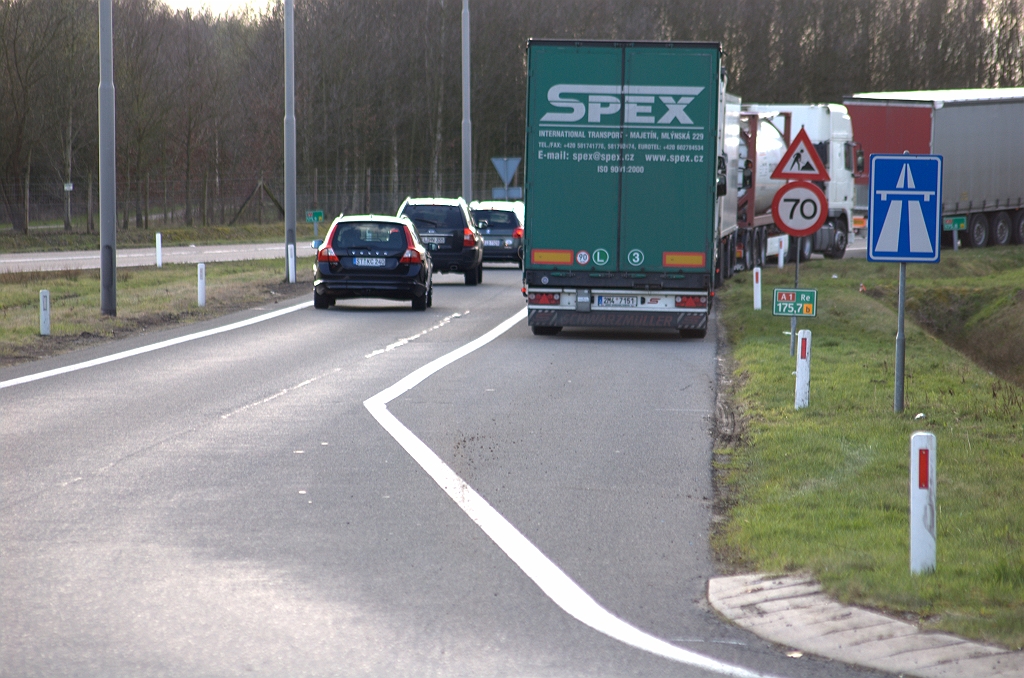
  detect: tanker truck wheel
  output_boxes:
[724,233,736,279]
[742,231,754,270]
[824,222,849,259]
[757,229,767,267]
[966,213,989,247]
[991,212,1012,246]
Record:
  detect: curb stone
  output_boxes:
[708,573,1024,678]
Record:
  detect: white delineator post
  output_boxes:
[753,266,762,310]
[156,232,162,267]
[777,238,787,269]
[910,431,937,574]
[287,243,296,283]
[39,290,51,336]
[197,263,206,307]
[794,329,811,409]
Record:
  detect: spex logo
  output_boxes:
[541,85,704,125]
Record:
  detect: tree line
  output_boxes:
[1,0,1021,233]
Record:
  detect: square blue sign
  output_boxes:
[867,155,943,262]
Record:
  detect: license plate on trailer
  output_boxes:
[353,257,386,267]
[483,239,501,247]
[420,236,445,244]
[595,295,638,308]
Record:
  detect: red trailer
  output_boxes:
[844,89,1024,247]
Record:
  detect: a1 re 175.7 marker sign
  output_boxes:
[772,288,817,317]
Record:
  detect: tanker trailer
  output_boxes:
[732,104,859,268]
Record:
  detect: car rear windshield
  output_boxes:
[471,210,519,229]
[401,205,465,231]
[331,222,407,252]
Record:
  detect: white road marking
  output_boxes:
[364,310,468,358]
[0,301,313,390]
[363,308,783,678]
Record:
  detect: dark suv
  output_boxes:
[312,215,432,310]
[397,197,483,285]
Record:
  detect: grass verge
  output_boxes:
[0,259,312,369]
[713,248,1024,650]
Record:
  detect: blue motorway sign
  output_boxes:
[867,155,943,263]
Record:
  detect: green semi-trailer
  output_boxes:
[523,40,730,338]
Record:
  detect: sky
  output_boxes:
[160,0,276,18]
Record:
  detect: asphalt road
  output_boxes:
[0,268,892,677]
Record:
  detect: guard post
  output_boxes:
[910,431,937,574]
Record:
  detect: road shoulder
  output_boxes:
[708,573,1024,678]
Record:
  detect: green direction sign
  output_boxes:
[773,288,817,317]
[943,215,966,231]
[306,210,324,223]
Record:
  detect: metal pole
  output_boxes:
[895,262,907,412]
[283,0,297,282]
[98,0,116,316]
[790,237,800,356]
[461,0,472,202]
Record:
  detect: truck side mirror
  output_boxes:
[855,147,865,175]
[742,160,753,189]
[311,239,323,249]
[716,155,728,197]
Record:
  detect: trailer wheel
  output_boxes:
[1013,210,1024,245]
[757,229,767,267]
[531,325,561,336]
[991,212,1012,246]
[714,240,725,288]
[966,213,989,247]
[742,230,754,270]
[724,233,736,279]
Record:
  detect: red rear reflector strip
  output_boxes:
[674,295,707,309]
[528,292,561,305]
[663,252,706,268]
[918,449,929,489]
[531,249,574,265]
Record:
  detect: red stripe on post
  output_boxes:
[800,338,807,360]
[918,449,929,489]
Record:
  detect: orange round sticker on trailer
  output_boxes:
[531,249,574,265]
[662,252,706,267]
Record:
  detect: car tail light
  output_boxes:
[512,226,524,239]
[317,247,339,263]
[674,295,707,309]
[528,292,560,305]
[400,248,423,264]
[463,227,476,247]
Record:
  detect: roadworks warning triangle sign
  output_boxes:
[771,127,830,181]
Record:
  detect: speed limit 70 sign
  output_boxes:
[771,181,828,238]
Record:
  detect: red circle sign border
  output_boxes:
[771,181,829,237]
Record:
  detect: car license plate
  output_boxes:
[483,239,501,247]
[353,257,386,267]
[420,236,445,244]
[596,295,638,308]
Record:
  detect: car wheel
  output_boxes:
[966,213,989,247]
[531,325,561,336]
[991,211,1012,246]
[426,286,433,308]
[464,267,479,286]
[313,290,330,309]
[478,265,483,283]
[412,293,427,311]
[1013,210,1024,244]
